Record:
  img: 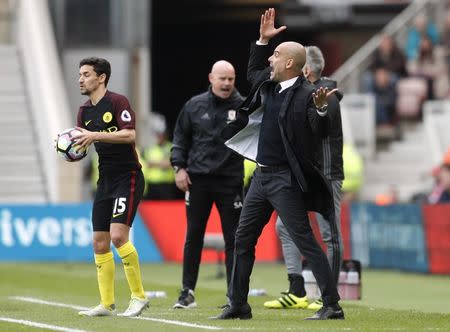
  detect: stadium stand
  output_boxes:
[0,3,47,202]
[332,0,448,202]
[0,1,80,203]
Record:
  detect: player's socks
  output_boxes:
[117,241,146,299]
[94,251,115,308]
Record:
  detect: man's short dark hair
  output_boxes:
[79,57,111,86]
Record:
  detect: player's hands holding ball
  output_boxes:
[72,127,96,149]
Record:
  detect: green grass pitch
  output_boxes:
[0,262,449,331]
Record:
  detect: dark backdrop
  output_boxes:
[151,1,315,137]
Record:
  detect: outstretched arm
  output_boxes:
[258,8,287,44]
[248,8,287,84]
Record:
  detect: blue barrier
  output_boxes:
[0,204,162,262]
[350,203,428,272]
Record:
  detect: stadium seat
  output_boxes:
[395,77,428,120]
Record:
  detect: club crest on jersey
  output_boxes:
[227,109,236,124]
[103,112,113,123]
[121,110,132,122]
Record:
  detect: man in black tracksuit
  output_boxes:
[170,60,245,309]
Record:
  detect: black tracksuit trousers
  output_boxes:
[182,174,243,291]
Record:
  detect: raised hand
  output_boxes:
[259,8,287,44]
[313,87,338,109]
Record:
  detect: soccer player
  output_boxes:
[73,57,149,317]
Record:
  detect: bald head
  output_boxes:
[209,60,236,99]
[211,60,235,75]
[282,42,306,72]
[268,41,306,82]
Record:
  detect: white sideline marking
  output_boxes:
[131,316,222,329]
[11,296,88,311]
[10,296,222,330]
[0,317,89,332]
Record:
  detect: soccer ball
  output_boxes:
[55,127,89,162]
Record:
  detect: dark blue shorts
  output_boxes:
[92,169,144,231]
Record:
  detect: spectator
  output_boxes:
[375,185,399,206]
[427,147,450,204]
[407,35,448,99]
[430,164,450,203]
[405,13,439,61]
[369,34,407,78]
[426,166,446,204]
[440,10,450,67]
[362,35,405,130]
[363,66,397,126]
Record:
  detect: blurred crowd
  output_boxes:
[362,9,450,139]
[361,5,450,206]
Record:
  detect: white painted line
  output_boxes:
[10,296,88,311]
[131,316,222,330]
[0,317,89,332]
[10,296,222,330]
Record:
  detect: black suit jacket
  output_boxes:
[223,42,333,215]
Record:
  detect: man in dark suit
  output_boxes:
[214,8,344,320]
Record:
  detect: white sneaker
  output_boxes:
[119,297,150,317]
[78,304,116,317]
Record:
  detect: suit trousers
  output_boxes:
[229,168,340,306]
[276,179,343,283]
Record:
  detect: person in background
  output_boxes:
[215,8,343,321]
[374,185,399,206]
[341,144,364,203]
[142,120,180,200]
[243,159,257,195]
[430,164,450,203]
[362,64,397,126]
[367,34,407,81]
[407,35,449,100]
[426,147,450,204]
[263,45,344,312]
[73,57,149,317]
[170,60,245,309]
[362,34,406,126]
[405,13,439,61]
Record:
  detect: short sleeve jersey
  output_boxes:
[77,91,141,173]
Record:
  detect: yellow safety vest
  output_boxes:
[342,144,364,193]
[142,141,175,184]
[244,159,257,188]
